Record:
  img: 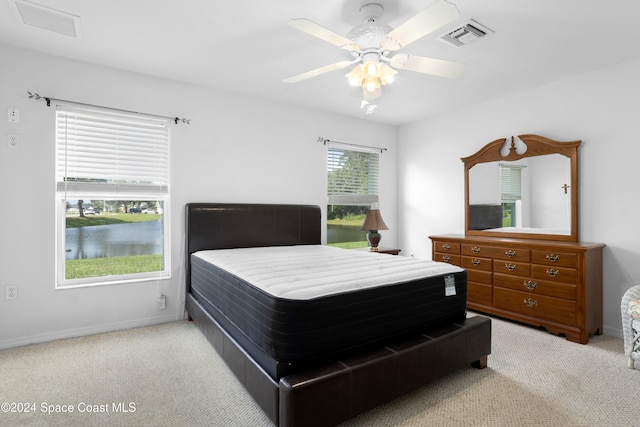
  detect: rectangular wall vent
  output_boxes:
[439,19,493,47]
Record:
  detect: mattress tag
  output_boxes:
[444,274,456,296]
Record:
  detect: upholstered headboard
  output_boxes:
[185,203,321,288]
[468,204,503,230]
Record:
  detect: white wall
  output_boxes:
[397,56,640,337]
[4,38,635,346]
[0,43,398,348]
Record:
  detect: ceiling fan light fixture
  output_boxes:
[363,84,381,101]
[365,60,378,77]
[364,77,380,92]
[345,57,395,103]
[379,63,397,85]
[346,64,364,87]
[285,0,465,114]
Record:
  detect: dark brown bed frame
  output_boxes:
[185,203,491,427]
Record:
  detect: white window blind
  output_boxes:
[327,146,379,205]
[56,105,169,197]
[500,164,522,201]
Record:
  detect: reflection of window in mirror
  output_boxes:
[500,164,522,227]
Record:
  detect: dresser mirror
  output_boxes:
[462,134,580,242]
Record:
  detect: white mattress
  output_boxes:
[192,245,463,300]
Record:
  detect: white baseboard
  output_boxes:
[0,314,180,350]
[603,325,623,339]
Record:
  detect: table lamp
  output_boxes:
[360,207,388,251]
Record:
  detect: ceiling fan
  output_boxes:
[284,0,466,112]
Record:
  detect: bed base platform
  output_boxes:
[187,292,491,427]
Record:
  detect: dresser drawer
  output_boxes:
[531,250,578,268]
[531,265,577,284]
[493,260,530,277]
[494,288,577,326]
[462,244,496,257]
[462,244,530,262]
[493,247,530,262]
[461,255,492,272]
[466,269,492,285]
[434,253,460,265]
[494,273,577,300]
[433,241,460,254]
[468,282,492,306]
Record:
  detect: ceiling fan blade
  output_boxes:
[289,18,361,51]
[283,60,354,83]
[382,0,460,51]
[390,54,466,78]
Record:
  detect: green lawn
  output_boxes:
[329,241,368,249]
[66,254,162,279]
[66,212,161,228]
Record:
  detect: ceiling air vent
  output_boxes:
[12,0,81,38]
[439,19,493,47]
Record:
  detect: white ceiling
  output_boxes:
[1,0,639,126]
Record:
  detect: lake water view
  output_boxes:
[65,220,163,260]
[327,224,367,245]
[67,222,361,260]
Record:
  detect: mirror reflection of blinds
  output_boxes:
[500,164,522,201]
[327,146,379,206]
[55,105,170,197]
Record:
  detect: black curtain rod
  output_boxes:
[318,137,387,153]
[27,91,190,124]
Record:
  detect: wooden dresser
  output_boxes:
[430,234,604,344]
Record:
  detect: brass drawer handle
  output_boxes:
[524,280,538,290]
[546,268,560,278]
[524,298,538,308]
[505,263,517,272]
[472,259,481,266]
[442,255,451,262]
[471,246,481,254]
[442,243,451,251]
[546,253,559,263]
[505,250,517,258]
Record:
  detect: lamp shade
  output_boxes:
[360,209,389,231]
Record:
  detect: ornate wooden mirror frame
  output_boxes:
[461,134,580,242]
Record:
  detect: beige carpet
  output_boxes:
[0,315,637,427]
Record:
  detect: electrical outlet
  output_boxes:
[157,294,166,310]
[7,133,19,148]
[8,108,19,123]
[5,285,17,301]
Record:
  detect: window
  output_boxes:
[327,145,379,248]
[500,164,522,227]
[55,105,170,288]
